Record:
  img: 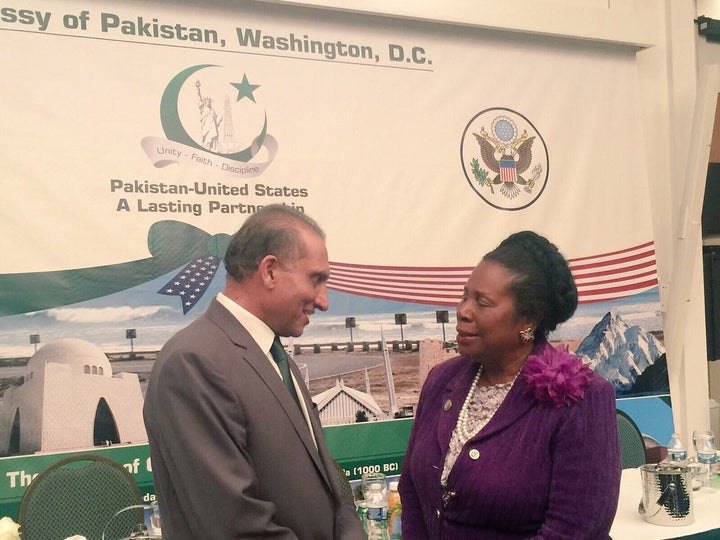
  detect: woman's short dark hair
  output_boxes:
[224,204,325,282]
[483,230,578,340]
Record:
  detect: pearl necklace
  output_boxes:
[456,365,483,444]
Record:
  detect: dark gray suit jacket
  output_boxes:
[143,298,364,539]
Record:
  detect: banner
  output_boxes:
[0,0,669,516]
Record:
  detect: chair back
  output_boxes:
[18,453,144,540]
[332,459,355,505]
[617,410,647,469]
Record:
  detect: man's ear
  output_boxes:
[258,254,281,289]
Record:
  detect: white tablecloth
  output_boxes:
[610,467,720,539]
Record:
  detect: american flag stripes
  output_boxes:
[568,241,658,304]
[328,241,658,306]
[499,159,518,184]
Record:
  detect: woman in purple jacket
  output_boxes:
[398,231,621,539]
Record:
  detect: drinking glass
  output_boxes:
[361,471,387,503]
[690,429,717,489]
[692,429,716,454]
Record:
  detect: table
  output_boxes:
[610,468,720,539]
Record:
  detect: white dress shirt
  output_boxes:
[216,293,317,446]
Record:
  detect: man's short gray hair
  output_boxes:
[224,204,325,282]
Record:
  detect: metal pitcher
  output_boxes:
[638,463,694,526]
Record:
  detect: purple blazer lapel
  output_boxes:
[472,373,536,441]
[437,358,480,446]
[435,353,537,446]
[475,342,555,439]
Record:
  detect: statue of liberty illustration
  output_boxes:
[195,80,223,152]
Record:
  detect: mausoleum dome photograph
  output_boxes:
[0,338,146,456]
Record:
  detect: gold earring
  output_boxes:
[520,327,535,343]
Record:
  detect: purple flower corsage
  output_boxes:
[523,344,593,407]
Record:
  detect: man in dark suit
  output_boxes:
[143,205,365,539]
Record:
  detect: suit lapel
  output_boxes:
[291,358,332,488]
[288,357,332,482]
[205,300,330,487]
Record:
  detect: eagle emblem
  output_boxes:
[461,109,549,210]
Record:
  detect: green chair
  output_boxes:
[17,454,144,540]
[617,410,647,469]
[332,459,355,505]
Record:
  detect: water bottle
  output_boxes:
[666,433,687,463]
[367,517,390,540]
[696,450,716,488]
[365,482,390,540]
[387,481,402,540]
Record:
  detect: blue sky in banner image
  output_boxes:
[0,261,663,359]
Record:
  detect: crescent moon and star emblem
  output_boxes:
[141,64,278,178]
